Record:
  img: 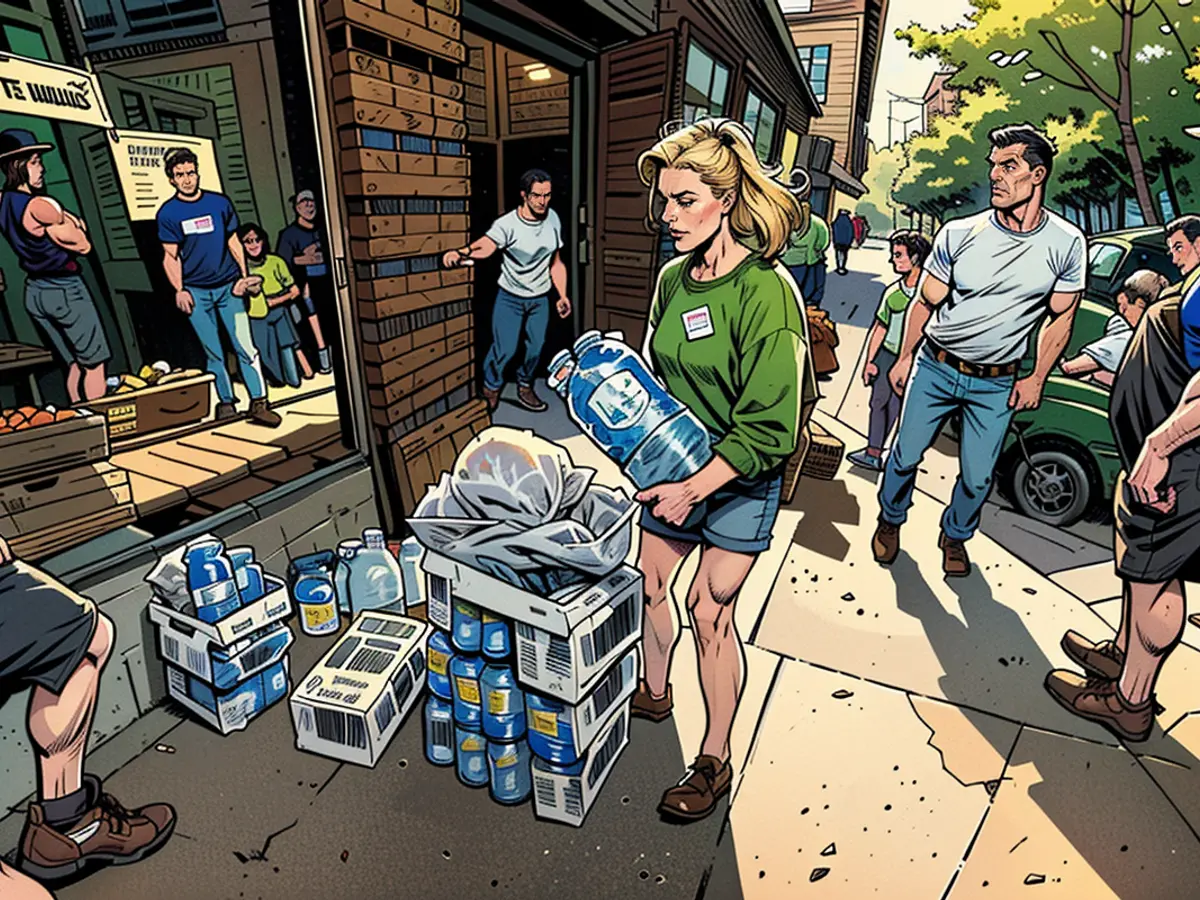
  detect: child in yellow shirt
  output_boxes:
[236,223,304,388]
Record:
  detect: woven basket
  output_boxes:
[800,420,844,482]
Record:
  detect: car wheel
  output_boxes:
[1009,447,1093,527]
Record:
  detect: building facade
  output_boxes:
[924,68,960,121]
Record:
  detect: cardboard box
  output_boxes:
[166,658,289,735]
[0,462,130,538]
[147,576,293,649]
[78,373,215,440]
[531,701,630,827]
[421,550,643,704]
[526,646,638,764]
[0,412,109,486]
[290,611,430,767]
[799,420,844,481]
[154,617,294,691]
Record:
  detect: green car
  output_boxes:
[978,227,1174,526]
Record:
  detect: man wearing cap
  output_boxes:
[780,169,830,309]
[276,189,332,376]
[0,128,111,403]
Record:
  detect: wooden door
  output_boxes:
[594,32,678,350]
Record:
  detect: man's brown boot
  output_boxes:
[1061,631,1124,681]
[658,755,732,823]
[482,386,500,411]
[872,521,900,565]
[248,398,282,428]
[631,681,673,722]
[516,384,548,412]
[18,775,175,880]
[1044,670,1154,742]
[214,401,238,421]
[939,531,970,577]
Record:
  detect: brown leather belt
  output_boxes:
[927,343,1018,379]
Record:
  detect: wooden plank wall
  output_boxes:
[460,32,569,142]
[321,0,490,518]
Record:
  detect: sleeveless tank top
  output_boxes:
[0,191,77,277]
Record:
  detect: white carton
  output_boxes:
[421,549,642,704]
[525,646,639,765]
[531,700,630,827]
[166,657,290,735]
[289,611,429,767]
[151,599,294,691]
[148,575,292,649]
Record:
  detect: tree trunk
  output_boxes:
[1161,156,1181,222]
[1116,3,1161,225]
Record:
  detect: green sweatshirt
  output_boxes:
[781,214,830,268]
[647,253,817,479]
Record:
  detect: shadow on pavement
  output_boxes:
[822,266,891,331]
[787,476,861,563]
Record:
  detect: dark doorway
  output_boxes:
[467,140,502,395]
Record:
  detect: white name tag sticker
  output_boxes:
[682,306,715,340]
[182,215,215,236]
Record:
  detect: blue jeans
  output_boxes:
[877,345,1016,542]
[788,262,827,308]
[483,288,549,391]
[186,283,265,403]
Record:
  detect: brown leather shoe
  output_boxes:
[214,401,238,421]
[1061,631,1124,681]
[872,521,900,565]
[1044,669,1154,742]
[516,384,548,412]
[631,681,673,722]
[938,531,970,577]
[482,386,500,411]
[248,398,282,428]
[658,755,732,822]
[18,776,176,880]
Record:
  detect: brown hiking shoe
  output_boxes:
[18,776,176,880]
[658,755,733,822]
[872,521,900,564]
[214,401,238,421]
[516,384,548,412]
[248,398,282,428]
[631,681,673,722]
[482,386,500,411]
[1044,670,1154,742]
[1061,631,1124,681]
[938,531,970,577]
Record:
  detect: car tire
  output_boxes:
[1008,446,1094,528]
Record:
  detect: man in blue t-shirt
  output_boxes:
[1169,215,1200,368]
[156,148,279,427]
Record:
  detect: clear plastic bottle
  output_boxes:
[424,695,455,767]
[351,528,404,615]
[185,539,241,624]
[227,547,265,605]
[456,725,488,787]
[333,539,363,614]
[480,663,525,741]
[399,536,425,608]
[487,738,532,805]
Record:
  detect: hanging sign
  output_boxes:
[0,52,113,129]
[107,129,222,221]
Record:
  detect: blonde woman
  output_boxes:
[632,118,817,822]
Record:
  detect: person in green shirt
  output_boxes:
[630,117,818,824]
[781,170,830,308]
[236,223,303,389]
[849,230,930,470]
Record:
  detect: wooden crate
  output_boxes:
[7,504,137,562]
[0,462,132,541]
[799,421,844,482]
[391,398,489,514]
[0,413,109,486]
[75,374,215,440]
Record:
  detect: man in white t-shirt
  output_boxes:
[443,169,571,412]
[872,124,1086,576]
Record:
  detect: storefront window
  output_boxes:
[743,88,779,163]
[683,41,729,123]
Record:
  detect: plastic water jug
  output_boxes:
[227,547,265,604]
[450,654,483,728]
[424,695,454,767]
[451,599,482,654]
[456,725,488,787]
[480,663,525,740]
[481,612,511,660]
[487,738,532,805]
[426,629,454,700]
[185,540,241,624]
[333,539,364,614]
[526,693,582,765]
[351,528,404,615]
[547,330,712,489]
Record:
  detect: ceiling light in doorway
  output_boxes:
[525,64,552,81]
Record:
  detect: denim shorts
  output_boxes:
[25,275,111,367]
[639,472,784,555]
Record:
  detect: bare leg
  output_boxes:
[26,613,113,801]
[686,546,756,761]
[81,363,106,402]
[307,314,327,351]
[64,363,82,406]
[0,861,54,900]
[1114,580,1131,656]
[639,530,693,699]
[296,349,314,380]
[1118,579,1185,706]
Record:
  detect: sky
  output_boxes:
[866,0,975,149]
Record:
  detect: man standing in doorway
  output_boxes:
[831,208,855,275]
[276,189,332,376]
[156,148,280,427]
[442,168,571,412]
[872,124,1085,576]
[0,128,111,403]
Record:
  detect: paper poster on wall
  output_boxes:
[107,129,222,221]
[0,53,114,129]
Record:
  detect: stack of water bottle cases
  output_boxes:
[420,564,642,827]
[148,537,294,734]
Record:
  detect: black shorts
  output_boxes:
[0,561,98,696]
[1114,452,1200,584]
